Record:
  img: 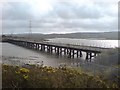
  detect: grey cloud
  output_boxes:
[3,17,117,32]
[53,2,103,19]
[1,0,117,34]
[2,2,32,20]
[58,18,117,31]
[2,20,29,28]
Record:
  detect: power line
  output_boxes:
[29,19,32,38]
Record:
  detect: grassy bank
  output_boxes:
[2,64,119,88]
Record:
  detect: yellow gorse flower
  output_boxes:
[15,71,20,74]
[20,68,30,73]
[23,75,29,79]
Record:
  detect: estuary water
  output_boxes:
[1,38,119,67]
[47,38,119,48]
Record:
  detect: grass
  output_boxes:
[2,64,119,88]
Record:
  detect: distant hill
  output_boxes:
[5,31,119,40]
[44,31,119,40]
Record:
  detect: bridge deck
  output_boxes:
[7,38,110,53]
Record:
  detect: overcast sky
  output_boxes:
[0,0,119,34]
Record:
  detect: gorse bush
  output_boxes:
[2,64,118,88]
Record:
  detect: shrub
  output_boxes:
[2,64,119,88]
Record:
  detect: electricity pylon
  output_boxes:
[29,19,32,39]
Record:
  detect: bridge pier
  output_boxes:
[41,45,44,51]
[48,46,50,53]
[59,48,62,55]
[55,47,57,53]
[68,49,72,58]
[36,44,39,50]
[57,47,59,55]
[76,50,79,58]
[85,52,97,62]
[64,48,66,55]
[67,49,69,54]
[80,51,82,57]
[43,45,46,51]
[86,52,89,60]
[34,43,36,50]
[49,46,52,53]
[72,50,74,58]
[46,46,49,52]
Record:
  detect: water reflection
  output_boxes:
[48,38,118,48]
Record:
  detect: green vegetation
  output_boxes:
[2,64,119,88]
[95,48,119,67]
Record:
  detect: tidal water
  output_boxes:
[1,38,119,67]
[1,43,84,67]
[48,38,119,48]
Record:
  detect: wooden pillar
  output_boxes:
[72,50,75,58]
[55,47,56,53]
[46,46,48,52]
[89,53,92,62]
[30,43,32,49]
[32,43,34,49]
[48,46,50,52]
[56,47,57,53]
[42,45,44,51]
[31,43,34,49]
[50,46,53,53]
[94,53,97,57]
[64,48,66,55]
[37,44,40,50]
[77,50,79,58]
[80,51,82,57]
[68,49,71,58]
[49,46,51,53]
[57,47,59,55]
[43,45,45,51]
[86,52,89,60]
[44,45,46,51]
[35,44,37,50]
[51,46,53,53]
[60,48,62,55]
[35,44,37,49]
[41,45,43,51]
[67,49,69,54]
[37,44,39,50]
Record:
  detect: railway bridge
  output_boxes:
[2,38,108,61]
